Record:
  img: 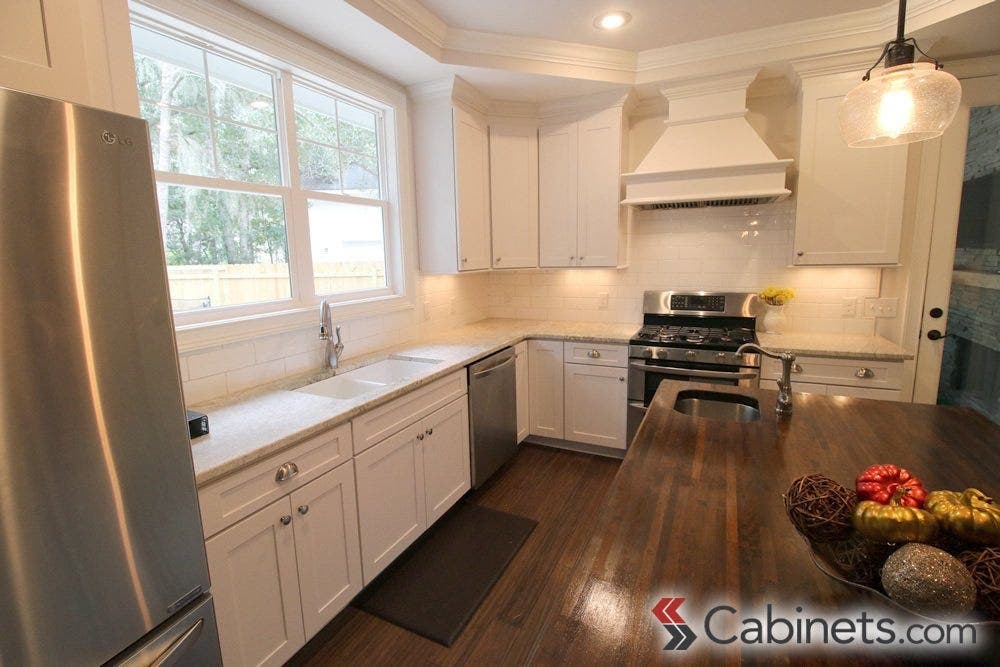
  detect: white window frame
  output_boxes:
[129,1,416,352]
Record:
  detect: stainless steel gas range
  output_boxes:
[627,290,762,444]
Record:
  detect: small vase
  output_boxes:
[761,304,788,334]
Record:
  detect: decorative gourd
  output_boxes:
[925,489,1000,546]
[853,489,939,544]
[855,464,927,507]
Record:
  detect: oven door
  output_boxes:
[626,359,759,444]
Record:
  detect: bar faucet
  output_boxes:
[737,343,797,416]
[318,300,344,370]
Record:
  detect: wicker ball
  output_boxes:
[959,547,1000,620]
[819,533,895,586]
[784,474,856,543]
[882,544,977,618]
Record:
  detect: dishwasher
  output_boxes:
[468,347,518,488]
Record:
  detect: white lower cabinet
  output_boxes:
[528,340,564,438]
[563,363,628,450]
[515,341,529,443]
[762,355,903,402]
[206,496,305,667]
[355,396,471,584]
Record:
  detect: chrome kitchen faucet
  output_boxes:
[319,299,344,370]
[737,343,797,416]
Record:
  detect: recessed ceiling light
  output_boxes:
[594,11,631,31]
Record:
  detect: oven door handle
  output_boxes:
[629,362,759,380]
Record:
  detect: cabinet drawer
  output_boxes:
[761,355,902,390]
[563,342,627,368]
[352,370,467,455]
[199,423,352,538]
[828,385,902,401]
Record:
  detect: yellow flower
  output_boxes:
[759,286,795,306]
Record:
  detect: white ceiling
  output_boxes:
[420,0,884,51]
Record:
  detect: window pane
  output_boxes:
[341,151,379,198]
[337,101,378,157]
[298,140,341,192]
[308,200,386,295]
[215,120,281,185]
[131,26,208,112]
[158,184,291,309]
[207,53,276,130]
[140,103,213,176]
[293,84,338,145]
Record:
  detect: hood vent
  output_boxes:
[622,70,792,210]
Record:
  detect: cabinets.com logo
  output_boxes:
[651,597,982,652]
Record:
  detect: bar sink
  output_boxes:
[673,390,761,423]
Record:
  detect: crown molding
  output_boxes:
[406,74,490,114]
[345,0,446,58]
[487,99,541,121]
[537,86,636,119]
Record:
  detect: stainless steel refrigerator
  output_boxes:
[0,87,221,664]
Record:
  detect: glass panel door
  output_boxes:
[936,105,999,423]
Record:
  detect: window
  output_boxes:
[130,20,399,323]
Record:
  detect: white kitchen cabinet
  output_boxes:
[206,496,305,667]
[0,0,138,113]
[528,340,564,438]
[563,363,628,449]
[794,72,908,265]
[761,354,903,402]
[355,423,426,584]
[421,397,471,524]
[412,84,491,273]
[290,463,363,638]
[490,124,538,268]
[515,341,529,443]
[539,105,628,268]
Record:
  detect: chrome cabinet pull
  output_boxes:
[297,505,309,515]
[587,349,602,359]
[279,515,292,526]
[425,427,433,436]
[275,462,299,483]
[416,432,425,440]
[792,363,803,373]
[856,367,875,379]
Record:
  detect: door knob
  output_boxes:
[927,329,948,340]
[929,307,943,318]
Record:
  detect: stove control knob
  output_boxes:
[716,352,728,360]
[685,350,697,358]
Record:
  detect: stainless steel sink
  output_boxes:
[673,390,761,422]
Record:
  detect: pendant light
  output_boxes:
[839,0,961,147]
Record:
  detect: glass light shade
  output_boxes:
[839,62,962,147]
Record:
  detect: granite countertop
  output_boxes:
[189,319,912,487]
[757,331,913,361]
[534,382,999,663]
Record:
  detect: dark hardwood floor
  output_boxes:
[289,443,621,667]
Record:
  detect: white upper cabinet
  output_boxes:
[489,123,539,269]
[0,0,138,113]
[794,71,908,265]
[412,80,492,274]
[539,104,628,268]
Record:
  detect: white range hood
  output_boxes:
[622,70,793,210]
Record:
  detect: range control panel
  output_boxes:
[669,294,726,312]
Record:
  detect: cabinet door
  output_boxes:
[355,424,426,583]
[538,121,579,267]
[564,363,627,449]
[528,340,564,438]
[290,462,363,638]
[453,105,492,271]
[489,124,539,268]
[205,497,305,667]
[515,341,529,443]
[794,74,908,265]
[577,107,623,267]
[421,396,471,525]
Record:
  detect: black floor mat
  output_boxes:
[353,501,537,646]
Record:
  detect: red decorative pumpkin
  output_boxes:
[856,464,927,508]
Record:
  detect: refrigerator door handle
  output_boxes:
[150,618,204,667]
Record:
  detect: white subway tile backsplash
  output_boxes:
[186,342,254,380]
[227,359,287,394]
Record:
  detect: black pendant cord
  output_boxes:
[861,0,943,81]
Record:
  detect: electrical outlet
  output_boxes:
[842,297,858,318]
[863,297,899,318]
[598,292,609,309]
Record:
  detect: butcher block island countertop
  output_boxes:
[534,383,999,665]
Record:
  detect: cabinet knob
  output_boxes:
[792,363,803,373]
[619,376,625,382]
[587,349,601,359]
[495,257,501,263]
[856,367,874,379]
[279,515,292,526]
[275,462,299,482]
[297,505,309,515]
[425,427,434,436]
[579,256,585,260]
[462,257,468,263]
[417,432,425,440]
[796,250,804,257]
